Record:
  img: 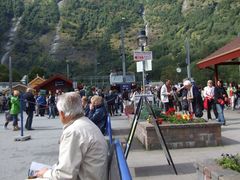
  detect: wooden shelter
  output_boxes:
[28,75,46,89]
[197,37,240,83]
[34,74,80,93]
[3,84,28,94]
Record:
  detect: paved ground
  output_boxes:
[115,110,240,180]
[0,109,239,180]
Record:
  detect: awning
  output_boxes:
[197,37,240,69]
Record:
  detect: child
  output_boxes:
[10,90,20,131]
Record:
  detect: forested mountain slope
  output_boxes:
[0,0,240,84]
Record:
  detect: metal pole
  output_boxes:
[141,46,145,93]
[20,94,24,136]
[67,62,69,79]
[185,38,191,80]
[94,58,97,86]
[238,33,240,78]
[9,56,12,96]
[121,23,126,83]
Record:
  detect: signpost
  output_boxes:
[134,51,152,92]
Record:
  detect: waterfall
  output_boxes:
[50,0,64,55]
[1,17,22,64]
[141,6,149,37]
[50,21,61,55]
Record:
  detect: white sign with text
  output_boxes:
[133,51,152,61]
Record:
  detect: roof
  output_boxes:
[34,74,73,90]
[197,37,240,69]
[3,84,28,94]
[28,75,46,88]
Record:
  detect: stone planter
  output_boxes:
[196,159,240,180]
[135,121,221,150]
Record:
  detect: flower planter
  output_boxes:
[196,159,240,180]
[135,121,221,150]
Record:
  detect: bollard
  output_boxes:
[14,94,31,141]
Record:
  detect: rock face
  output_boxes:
[181,0,191,14]
[1,17,22,64]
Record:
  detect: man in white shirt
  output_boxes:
[35,92,108,180]
[203,80,218,120]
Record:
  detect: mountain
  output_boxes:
[0,0,240,84]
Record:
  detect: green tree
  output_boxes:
[28,67,47,81]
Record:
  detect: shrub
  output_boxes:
[217,153,240,173]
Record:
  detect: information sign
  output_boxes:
[133,51,152,61]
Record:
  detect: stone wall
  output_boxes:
[135,122,221,150]
[196,159,240,180]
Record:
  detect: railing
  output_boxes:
[108,139,132,180]
[106,115,132,180]
[106,115,113,145]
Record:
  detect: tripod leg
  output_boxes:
[124,97,143,159]
[144,96,178,175]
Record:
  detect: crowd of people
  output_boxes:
[1,79,240,130]
[1,90,109,179]
[156,79,240,125]
[0,80,239,179]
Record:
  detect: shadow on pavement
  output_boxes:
[222,127,240,131]
[33,127,62,131]
[225,122,240,126]
[221,136,240,145]
[134,162,195,177]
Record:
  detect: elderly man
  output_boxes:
[36,92,108,180]
[182,80,203,117]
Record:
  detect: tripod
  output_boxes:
[124,94,178,175]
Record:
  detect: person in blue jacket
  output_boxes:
[36,94,47,116]
[88,95,107,135]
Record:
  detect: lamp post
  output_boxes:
[66,60,70,79]
[121,17,126,83]
[137,29,148,93]
[9,56,12,96]
[185,37,191,80]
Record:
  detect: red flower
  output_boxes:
[176,114,182,120]
[165,108,176,116]
[168,107,175,113]
[157,118,163,124]
[189,114,193,120]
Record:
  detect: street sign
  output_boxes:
[136,60,152,72]
[133,51,152,61]
[73,81,78,89]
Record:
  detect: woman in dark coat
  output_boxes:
[214,80,228,125]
